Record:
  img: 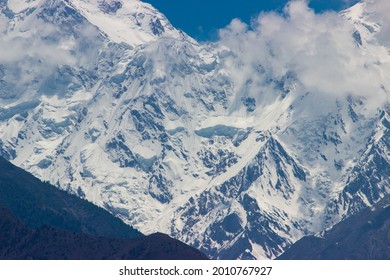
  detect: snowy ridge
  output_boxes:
[0,0,389,259]
[4,0,181,45]
[171,136,310,259]
[325,109,390,226]
[71,0,181,45]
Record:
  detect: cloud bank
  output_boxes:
[217,0,390,109]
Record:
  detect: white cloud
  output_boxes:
[365,0,390,45]
[217,0,390,110]
[0,11,102,102]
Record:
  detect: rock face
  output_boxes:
[0,156,207,260]
[0,0,389,259]
[278,195,390,260]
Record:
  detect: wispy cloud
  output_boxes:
[365,0,390,45]
[0,9,102,102]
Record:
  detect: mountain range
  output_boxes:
[0,0,389,259]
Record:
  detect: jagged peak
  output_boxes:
[5,0,182,46]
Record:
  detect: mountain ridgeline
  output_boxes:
[278,194,390,260]
[0,157,207,260]
[0,156,142,238]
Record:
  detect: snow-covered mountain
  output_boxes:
[0,0,389,259]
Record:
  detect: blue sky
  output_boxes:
[143,0,360,41]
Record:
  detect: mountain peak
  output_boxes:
[4,0,181,46]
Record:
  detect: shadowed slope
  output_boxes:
[278,195,390,260]
[0,157,207,260]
